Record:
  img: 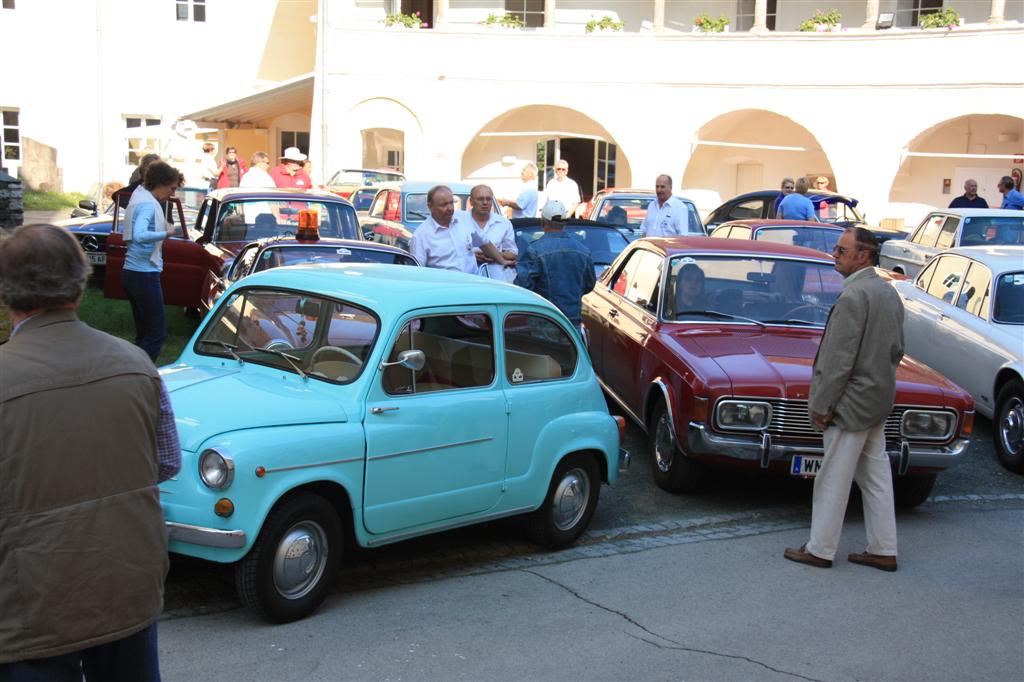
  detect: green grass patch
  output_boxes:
[23,189,90,211]
[0,283,197,366]
[77,285,199,366]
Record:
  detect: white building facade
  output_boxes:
[2,0,1021,224]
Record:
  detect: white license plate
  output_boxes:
[790,455,823,477]
[86,253,106,265]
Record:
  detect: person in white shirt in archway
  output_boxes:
[641,174,690,238]
[410,185,510,274]
[544,160,581,218]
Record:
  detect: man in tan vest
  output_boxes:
[0,224,180,680]
[785,227,904,572]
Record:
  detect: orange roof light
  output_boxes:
[297,209,320,241]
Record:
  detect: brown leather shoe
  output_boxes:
[848,551,898,572]
[784,545,832,568]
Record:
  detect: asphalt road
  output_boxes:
[161,415,1023,622]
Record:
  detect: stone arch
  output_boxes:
[342,98,424,175]
[888,114,1024,209]
[460,104,633,206]
[683,109,835,199]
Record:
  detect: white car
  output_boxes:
[879,208,1024,279]
[893,246,1024,473]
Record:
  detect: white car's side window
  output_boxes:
[955,262,992,318]
[924,255,969,305]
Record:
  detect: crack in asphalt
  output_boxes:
[523,568,827,682]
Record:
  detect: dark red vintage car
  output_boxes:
[582,237,974,507]
[105,188,360,311]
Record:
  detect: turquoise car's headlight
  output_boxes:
[900,410,955,441]
[715,400,772,431]
[199,448,235,490]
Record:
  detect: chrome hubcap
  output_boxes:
[552,468,590,531]
[1000,396,1024,457]
[273,521,328,600]
[654,414,674,473]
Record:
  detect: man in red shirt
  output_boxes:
[270,147,312,190]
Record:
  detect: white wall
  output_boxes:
[318,16,1023,223]
[0,0,280,193]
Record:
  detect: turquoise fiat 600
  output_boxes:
[160,264,627,623]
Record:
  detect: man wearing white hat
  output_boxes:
[514,200,596,328]
[271,146,312,190]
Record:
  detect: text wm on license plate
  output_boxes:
[791,455,823,477]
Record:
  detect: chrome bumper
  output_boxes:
[618,447,631,471]
[686,422,969,472]
[167,521,247,549]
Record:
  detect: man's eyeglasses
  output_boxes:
[556,167,568,172]
[833,245,876,256]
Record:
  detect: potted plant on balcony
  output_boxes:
[384,10,425,29]
[479,12,525,29]
[692,13,730,33]
[919,8,963,29]
[586,16,625,33]
[797,8,842,32]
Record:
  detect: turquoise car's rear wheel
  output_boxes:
[236,492,343,623]
[527,453,600,549]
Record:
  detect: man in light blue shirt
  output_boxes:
[998,176,1024,210]
[410,185,509,273]
[778,177,816,221]
[500,163,539,219]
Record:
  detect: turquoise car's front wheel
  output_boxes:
[527,453,600,549]
[236,492,343,623]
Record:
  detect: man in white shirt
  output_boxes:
[499,163,539,219]
[466,184,518,282]
[240,152,276,224]
[641,174,691,238]
[544,160,581,218]
[410,185,508,274]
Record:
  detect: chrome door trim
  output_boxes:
[365,505,534,546]
[368,437,494,462]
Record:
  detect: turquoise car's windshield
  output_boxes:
[659,255,844,325]
[213,200,359,241]
[196,288,380,383]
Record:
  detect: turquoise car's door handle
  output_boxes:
[371,406,400,415]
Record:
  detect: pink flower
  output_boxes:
[414,11,420,15]
[422,22,429,27]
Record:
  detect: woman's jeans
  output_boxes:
[121,269,166,362]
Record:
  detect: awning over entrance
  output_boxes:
[181,73,314,125]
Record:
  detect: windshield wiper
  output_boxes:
[198,339,244,364]
[760,318,821,326]
[260,347,307,380]
[676,310,766,328]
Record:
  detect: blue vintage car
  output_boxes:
[160,264,627,622]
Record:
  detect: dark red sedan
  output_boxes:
[582,237,974,507]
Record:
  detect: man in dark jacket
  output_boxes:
[514,200,596,328]
[0,224,180,680]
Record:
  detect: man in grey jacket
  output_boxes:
[785,227,904,572]
[0,225,180,680]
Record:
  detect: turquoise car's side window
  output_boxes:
[503,314,577,384]
[382,314,495,395]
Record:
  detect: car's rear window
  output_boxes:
[253,245,417,271]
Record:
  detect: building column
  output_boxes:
[862,0,879,29]
[987,0,1006,24]
[544,0,555,28]
[433,0,448,27]
[750,0,769,34]
[653,0,665,32]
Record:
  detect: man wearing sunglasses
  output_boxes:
[786,227,904,573]
[544,160,581,219]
